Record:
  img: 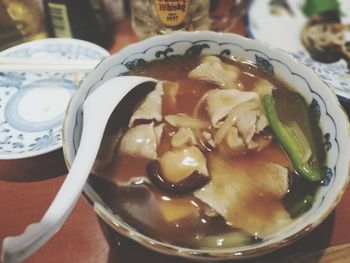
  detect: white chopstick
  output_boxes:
[0,57,102,72]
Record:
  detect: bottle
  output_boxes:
[130,0,210,39]
[209,0,248,32]
[104,0,125,23]
[0,0,47,50]
[43,0,112,47]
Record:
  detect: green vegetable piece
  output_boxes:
[289,195,314,218]
[302,0,340,17]
[263,94,323,182]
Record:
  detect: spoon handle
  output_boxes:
[1,102,104,263]
[1,76,157,263]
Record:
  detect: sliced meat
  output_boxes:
[189,55,242,89]
[129,81,163,127]
[119,123,163,159]
[206,89,259,128]
[236,110,268,149]
[252,79,274,99]
[171,128,197,149]
[194,154,291,238]
[218,126,246,156]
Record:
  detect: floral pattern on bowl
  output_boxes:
[0,38,109,159]
[63,32,350,261]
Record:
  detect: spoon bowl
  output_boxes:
[1,76,158,263]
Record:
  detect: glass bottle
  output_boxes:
[0,0,47,50]
[130,0,210,39]
[43,0,112,47]
[209,0,248,32]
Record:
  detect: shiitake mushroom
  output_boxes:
[146,160,210,196]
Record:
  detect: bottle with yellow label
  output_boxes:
[130,0,210,39]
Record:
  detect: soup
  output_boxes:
[89,55,325,249]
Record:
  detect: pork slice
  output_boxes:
[129,81,163,127]
[194,155,291,238]
[189,55,241,89]
[206,89,259,128]
[119,123,163,159]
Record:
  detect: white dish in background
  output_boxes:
[247,0,350,99]
[0,38,109,159]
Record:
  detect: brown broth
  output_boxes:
[90,55,324,248]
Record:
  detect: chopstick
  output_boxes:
[0,57,102,72]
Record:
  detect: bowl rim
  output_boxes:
[62,31,350,260]
[0,37,109,57]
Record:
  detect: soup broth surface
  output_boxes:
[90,55,324,248]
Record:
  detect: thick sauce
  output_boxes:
[90,56,322,248]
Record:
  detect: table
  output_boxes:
[1,14,350,263]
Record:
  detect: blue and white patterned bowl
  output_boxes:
[63,32,350,260]
[0,38,109,159]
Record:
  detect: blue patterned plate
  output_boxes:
[247,0,350,99]
[0,38,109,159]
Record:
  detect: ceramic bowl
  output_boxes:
[62,31,350,261]
[0,38,109,159]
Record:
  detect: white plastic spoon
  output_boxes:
[1,76,158,263]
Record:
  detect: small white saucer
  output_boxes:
[247,0,350,99]
[0,38,109,159]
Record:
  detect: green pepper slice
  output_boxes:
[288,195,314,218]
[263,94,323,182]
